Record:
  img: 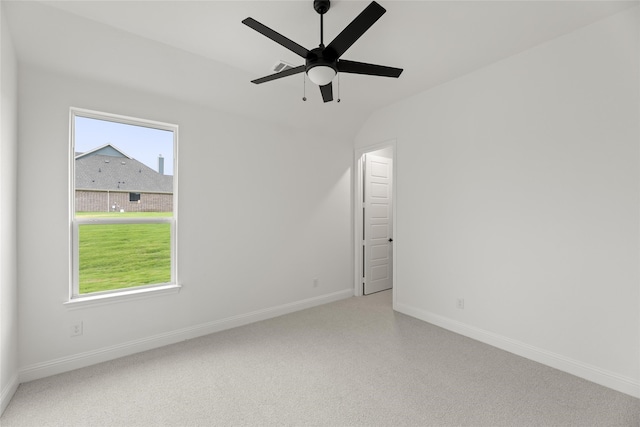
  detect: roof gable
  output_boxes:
[75,143,132,160]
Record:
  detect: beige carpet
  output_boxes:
[2,290,639,426]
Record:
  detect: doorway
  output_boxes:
[354,143,395,298]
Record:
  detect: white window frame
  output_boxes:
[67,108,180,305]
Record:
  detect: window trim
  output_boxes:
[69,107,179,303]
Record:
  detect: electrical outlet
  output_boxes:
[313,278,319,288]
[70,321,83,337]
[457,298,465,309]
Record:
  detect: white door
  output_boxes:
[363,154,393,295]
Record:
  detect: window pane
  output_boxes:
[71,110,177,297]
[78,223,171,294]
[74,116,173,217]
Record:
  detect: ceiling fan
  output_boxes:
[242,0,403,103]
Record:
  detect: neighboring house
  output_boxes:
[75,144,173,212]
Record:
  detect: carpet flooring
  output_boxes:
[2,290,639,426]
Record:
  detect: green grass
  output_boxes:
[76,211,172,218]
[78,212,172,294]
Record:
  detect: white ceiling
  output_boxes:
[4,0,637,139]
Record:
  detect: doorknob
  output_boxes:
[388,238,393,242]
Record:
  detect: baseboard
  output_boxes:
[395,302,640,399]
[19,289,353,383]
[1,372,19,416]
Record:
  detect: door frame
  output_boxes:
[353,140,397,304]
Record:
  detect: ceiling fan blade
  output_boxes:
[320,82,333,103]
[251,65,305,84]
[325,1,385,59]
[337,60,403,78]
[242,17,310,58]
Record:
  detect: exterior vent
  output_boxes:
[272,60,295,73]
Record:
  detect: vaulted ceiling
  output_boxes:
[4,1,637,138]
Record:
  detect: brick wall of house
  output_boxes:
[76,190,173,213]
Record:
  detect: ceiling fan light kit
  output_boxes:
[242,0,403,103]
[307,65,336,86]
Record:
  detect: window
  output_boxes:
[70,108,178,299]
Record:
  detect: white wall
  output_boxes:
[0,4,19,414]
[16,64,353,379]
[356,7,640,397]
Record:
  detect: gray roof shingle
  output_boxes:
[75,153,173,193]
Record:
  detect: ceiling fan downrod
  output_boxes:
[314,0,330,46]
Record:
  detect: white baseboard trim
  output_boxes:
[19,289,353,383]
[1,372,19,416]
[395,302,640,399]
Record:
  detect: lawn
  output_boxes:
[77,212,172,294]
[76,211,172,218]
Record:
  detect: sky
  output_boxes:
[74,116,174,176]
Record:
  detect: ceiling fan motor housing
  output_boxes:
[306,46,337,74]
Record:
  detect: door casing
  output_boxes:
[353,141,397,306]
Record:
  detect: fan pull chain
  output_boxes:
[302,72,307,101]
[337,73,341,103]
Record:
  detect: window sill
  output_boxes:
[64,283,182,310]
